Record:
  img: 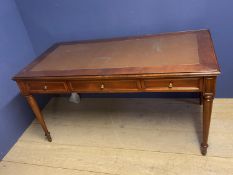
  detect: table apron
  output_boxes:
[16,77,204,95]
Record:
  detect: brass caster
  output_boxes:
[45,132,52,142]
[201,143,208,156]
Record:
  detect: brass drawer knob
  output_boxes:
[44,85,48,90]
[168,82,173,88]
[100,84,104,89]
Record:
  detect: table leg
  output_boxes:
[199,92,203,105]
[201,93,214,155]
[25,95,52,142]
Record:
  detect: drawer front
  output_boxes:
[69,80,140,92]
[143,78,202,92]
[102,80,140,92]
[26,81,68,93]
[69,80,102,92]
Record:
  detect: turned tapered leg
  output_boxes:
[201,94,214,155]
[200,77,216,155]
[25,95,52,142]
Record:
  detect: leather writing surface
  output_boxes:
[13,30,220,78]
[31,33,199,71]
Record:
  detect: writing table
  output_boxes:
[13,30,220,155]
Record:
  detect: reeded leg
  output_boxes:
[25,95,52,142]
[201,94,214,155]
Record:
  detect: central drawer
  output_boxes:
[69,80,140,92]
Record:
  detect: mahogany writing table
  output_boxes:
[13,30,220,155]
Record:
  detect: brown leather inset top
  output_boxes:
[32,33,199,71]
[14,30,220,78]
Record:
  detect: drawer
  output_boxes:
[143,78,202,92]
[69,80,102,92]
[69,80,140,92]
[26,81,68,93]
[102,80,140,92]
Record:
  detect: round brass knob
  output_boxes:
[44,85,48,90]
[168,82,173,88]
[100,84,104,89]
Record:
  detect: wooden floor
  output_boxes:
[1,98,233,175]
